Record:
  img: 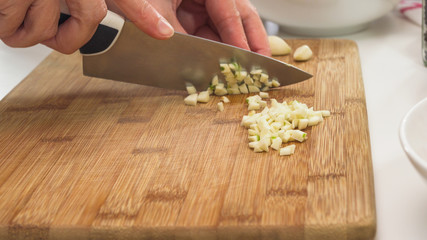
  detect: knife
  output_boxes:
[60,10,312,91]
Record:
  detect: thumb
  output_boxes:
[112,0,174,39]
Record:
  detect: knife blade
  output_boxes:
[61,11,312,91]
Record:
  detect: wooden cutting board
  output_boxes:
[0,39,376,240]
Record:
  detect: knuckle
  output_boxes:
[80,1,107,26]
[246,4,258,15]
[132,0,151,22]
[217,12,241,29]
[93,5,107,23]
[91,1,108,23]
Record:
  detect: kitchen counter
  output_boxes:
[1,10,426,240]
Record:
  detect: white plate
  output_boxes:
[400,97,427,181]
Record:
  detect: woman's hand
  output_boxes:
[0,0,269,56]
[146,0,271,56]
[0,0,174,54]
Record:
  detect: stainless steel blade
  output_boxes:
[83,21,312,91]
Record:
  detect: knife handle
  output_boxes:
[59,10,125,56]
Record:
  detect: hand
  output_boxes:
[145,0,271,56]
[0,0,269,56]
[0,0,174,54]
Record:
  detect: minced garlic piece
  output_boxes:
[217,102,224,112]
[186,85,197,95]
[221,96,230,103]
[184,93,198,106]
[197,91,210,103]
[280,145,296,156]
[259,92,269,99]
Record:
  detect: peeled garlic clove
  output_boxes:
[268,36,292,56]
[293,45,313,61]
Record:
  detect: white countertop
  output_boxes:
[1,10,426,240]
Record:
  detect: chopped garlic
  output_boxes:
[298,119,309,130]
[244,76,254,85]
[271,137,283,151]
[217,102,224,112]
[288,130,307,142]
[239,84,249,94]
[280,145,296,156]
[227,87,240,95]
[248,85,260,93]
[220,63,231,73]
[271,79,280,88]
[214,83,228,96]
[221,96,230,103]
[259,92,269,99]
[261,86,270,92]
[260,73,269,83]
[320,110,331,117]
[197,91,210,103]
[183,60,290,108]
[209,60,285,98]
[241,95,329,156]
[211,75,219,86]
[186,84,197,95]
[250,69,263,75]
[184,93,198,106]
[253,80,262,88]
[248,101,261,111]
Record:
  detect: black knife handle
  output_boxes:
[59,11,125,55]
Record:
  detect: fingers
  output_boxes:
[205,0,250,51]
[1,0,59,48]
[112,0,174,39]
[42,0,107,54]
[0,1,29,40]
[145,0,187,34]
[236,0,271,56]
[193,25,221,42]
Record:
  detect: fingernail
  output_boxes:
[157,18,174,38]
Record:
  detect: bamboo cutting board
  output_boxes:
[0,39,375,240]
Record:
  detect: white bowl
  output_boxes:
[400,98,427,181]
[251,0,400,36]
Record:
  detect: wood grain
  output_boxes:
[0,39,376,240]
